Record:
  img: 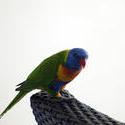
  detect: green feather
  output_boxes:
[0,49,69,119]
[0,91,29,119]
[27,50,69,87]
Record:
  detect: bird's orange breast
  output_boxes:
[57,65,82,82]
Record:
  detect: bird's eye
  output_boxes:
[73,53,78,58]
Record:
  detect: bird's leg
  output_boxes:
[55,92,61,97]
[60,85,66,90]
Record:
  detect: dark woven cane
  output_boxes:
[30,90,125,125]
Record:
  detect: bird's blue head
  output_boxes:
[66,48,88,70]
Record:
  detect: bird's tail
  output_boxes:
[0,91,28,119]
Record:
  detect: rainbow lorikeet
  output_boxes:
[0,48,88,119]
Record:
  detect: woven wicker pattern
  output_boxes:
[31,90,125,125]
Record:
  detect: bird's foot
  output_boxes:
[55,92,61,97]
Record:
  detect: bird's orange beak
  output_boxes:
[80,59,86,68]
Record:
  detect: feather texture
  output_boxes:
[0,48,88,119]
[57,64,82,82]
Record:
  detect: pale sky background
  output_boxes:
[0,0,125,125]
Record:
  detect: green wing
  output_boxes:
[0,50,69,119]
[17,50,69,91]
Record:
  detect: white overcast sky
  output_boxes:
[0,0,125,125]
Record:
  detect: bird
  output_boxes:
[0,48,88,119]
